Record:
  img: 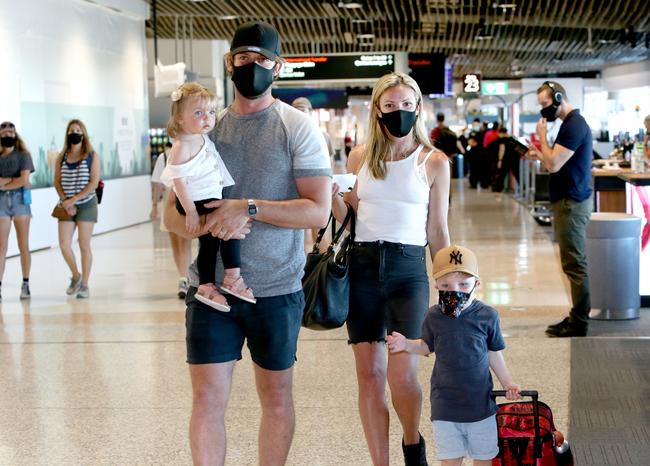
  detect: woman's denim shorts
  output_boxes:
[0,189,31,218]
[347,241,430,344]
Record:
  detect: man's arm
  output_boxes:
[531,117,574,173]
[203,176,331,240]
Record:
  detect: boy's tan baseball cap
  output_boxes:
[432,245,479,280]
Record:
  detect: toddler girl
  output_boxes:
[161,83,255,311]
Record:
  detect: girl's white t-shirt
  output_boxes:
[160,135,235,200]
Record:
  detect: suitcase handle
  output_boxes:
[491,390,538,398]
[491,390,542,460]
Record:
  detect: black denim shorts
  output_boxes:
[347,241,429,344]
[185,287,304,371]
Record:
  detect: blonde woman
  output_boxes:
[54,119,101,298]
[0,121,35,301]
[331,72,450,466]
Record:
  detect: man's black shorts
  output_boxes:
[185,287,304,371]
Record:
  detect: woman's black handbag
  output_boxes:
[302,203,355,330]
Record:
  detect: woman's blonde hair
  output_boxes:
[59,119,94,159]
[167,83,218,138]
[0,122,29,153]
[364,72,433,179]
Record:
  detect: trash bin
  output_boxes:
[586,212,642,320]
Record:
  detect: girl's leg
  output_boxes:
[473,460,492,466]
[197,234,219,285]
[76,221,95,285]
[13,215,31,280]
[0,217,12,284]
[352,342,389,466]
[58,221,80,279]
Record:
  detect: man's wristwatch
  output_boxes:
[247,199,258,218]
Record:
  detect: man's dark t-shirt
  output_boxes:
[549,110,592,203]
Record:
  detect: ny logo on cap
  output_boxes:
[449,250,463,265]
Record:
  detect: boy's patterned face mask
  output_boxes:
[438,285,476,318]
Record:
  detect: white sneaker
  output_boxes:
[76,285,89,299]
[66,276,82,295]
[20,282,31,300]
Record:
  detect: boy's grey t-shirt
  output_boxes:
[188,99,331,297]
[421,300,506,423]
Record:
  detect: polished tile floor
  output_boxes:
[0,181,638,465]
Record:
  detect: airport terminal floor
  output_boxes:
[0,180,648,465]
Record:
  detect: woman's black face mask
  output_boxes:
[379,110,417,138]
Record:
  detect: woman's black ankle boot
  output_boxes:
[401,432,428,466]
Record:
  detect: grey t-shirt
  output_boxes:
[0,150,35,179]
[421,300,506,423]
[188,99,331,297]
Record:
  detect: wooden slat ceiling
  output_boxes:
[145,0,650,78]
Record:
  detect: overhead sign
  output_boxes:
[462,73,481,93]
[278,54,395,81]
[482,81,509,95]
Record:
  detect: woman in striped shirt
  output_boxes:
[53,119,101,299]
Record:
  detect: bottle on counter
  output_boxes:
[631,143,646,174]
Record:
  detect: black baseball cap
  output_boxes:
[230,21,281,61]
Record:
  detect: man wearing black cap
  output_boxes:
[165,21,332,465]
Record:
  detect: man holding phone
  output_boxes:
[527,81,593,338]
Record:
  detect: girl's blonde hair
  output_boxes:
[167,83,218,138]
[364,72,433,180]
[59,119,94,159]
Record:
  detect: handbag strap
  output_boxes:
[311,203,355,253]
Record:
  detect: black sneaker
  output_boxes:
[402,433,428,466]
[547,317,571,331]
[545,321,587,338]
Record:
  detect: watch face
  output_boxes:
[248,202,257,216]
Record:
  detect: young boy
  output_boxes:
[387,245,521,466]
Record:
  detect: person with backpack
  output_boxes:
[54,119,101,299]
[430,113,461,157]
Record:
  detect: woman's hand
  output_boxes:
[331,182,341,197]
[65,205,78,216]
[61,198,76,210]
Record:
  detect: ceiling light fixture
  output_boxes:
[338,1,363,8]
[217,15,239,20]
[357,33,375,39]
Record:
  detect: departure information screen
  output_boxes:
[278,54,395,81]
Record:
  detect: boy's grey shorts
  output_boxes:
[432,414,498,461]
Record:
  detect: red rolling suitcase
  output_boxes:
[491,390,574,466]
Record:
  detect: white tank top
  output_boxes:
[356,144,433,246]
